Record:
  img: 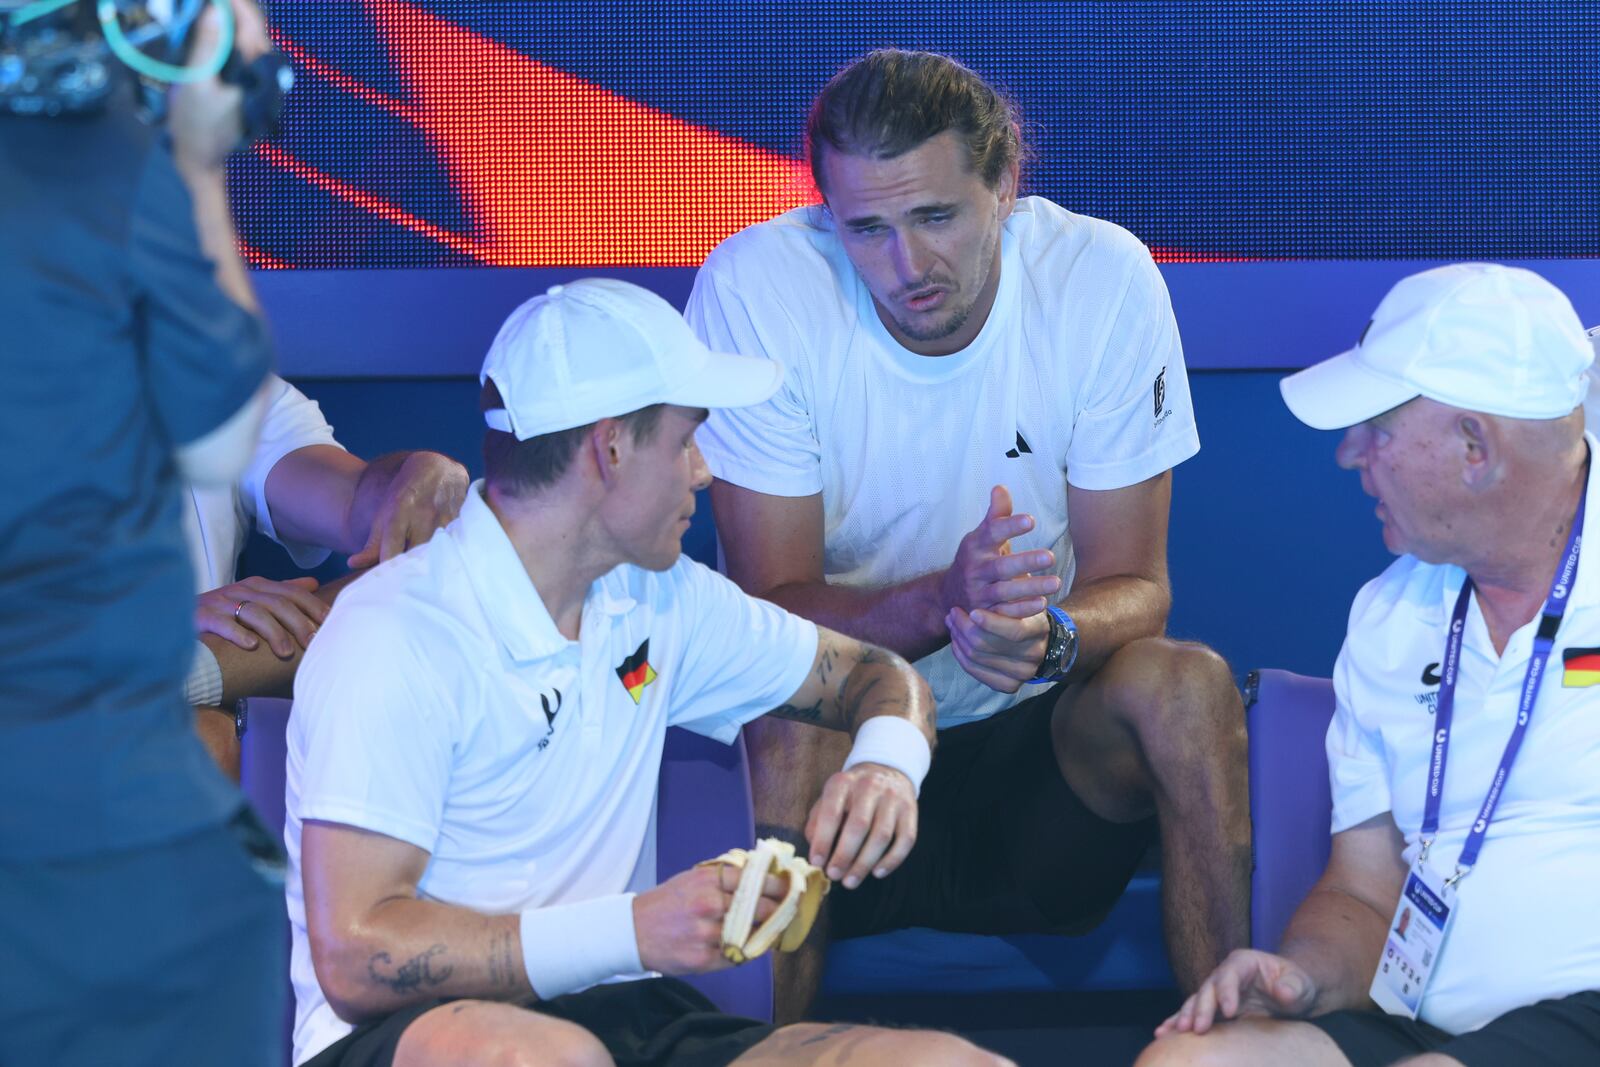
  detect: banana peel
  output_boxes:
[697,838,830,963]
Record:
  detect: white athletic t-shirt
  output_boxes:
[182,374,343,591]
[1328,441,1600,1034]
[285,485,819,1064]
[690,197,1199,726]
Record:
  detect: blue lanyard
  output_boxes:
[1424,486,1586,879]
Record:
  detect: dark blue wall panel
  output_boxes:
[258,260,1600,378]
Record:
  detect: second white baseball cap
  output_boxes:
[1281,263,1592,431]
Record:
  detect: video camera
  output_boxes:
[0,0,290,144]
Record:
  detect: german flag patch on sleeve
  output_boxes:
[616,638,658,703]
[1562,646,1600,688]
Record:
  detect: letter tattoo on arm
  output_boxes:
[814,645,838,686]
[771,696,825,722]
[485,929,521,991]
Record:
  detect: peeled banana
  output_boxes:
[697,838,830,962]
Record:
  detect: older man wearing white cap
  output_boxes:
[1139,263,1600,1067]
[282,279,1009,1067]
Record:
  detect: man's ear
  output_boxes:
[1457,413,1498,488]
[589,417,627,488]
[995,158,1019,222]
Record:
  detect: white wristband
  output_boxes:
[842,716,932,798]
[519,893,642,1000]
[184,641,224,706]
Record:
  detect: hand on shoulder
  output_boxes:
[1155,949,1318,1038]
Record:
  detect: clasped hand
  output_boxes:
[196,575,326,657]
[942,486,1059,692]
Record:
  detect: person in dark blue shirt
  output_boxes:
[0,3,286,1063]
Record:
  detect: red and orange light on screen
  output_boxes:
[250,0,814,268]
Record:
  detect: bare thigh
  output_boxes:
[1136,1017,1350,1067]
[733,1023,1011,1067]
[393,1000,612,1067]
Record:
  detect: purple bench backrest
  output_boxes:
[1244,669,1336,952]
[239,699,774,1064]
[655,726,774,1020]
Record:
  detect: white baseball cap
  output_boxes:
[1280,263,1593,431]
[480,278,784,439]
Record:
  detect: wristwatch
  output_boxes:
[1028,606,1079,684]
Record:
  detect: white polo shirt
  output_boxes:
[183,374,343,592]
[1328,438,1600,1034]
[690,197,1199,727]
[284,484,818,1064]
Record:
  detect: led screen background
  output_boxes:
[234,1,1600,269]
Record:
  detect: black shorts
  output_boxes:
[304,977,773,1067]
[1308,991,1600,1067]
[831,682,1157,938]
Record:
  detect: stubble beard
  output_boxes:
[890,226,1000,345]
[892,297,975,344]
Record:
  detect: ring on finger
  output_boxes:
[234,600,249,621]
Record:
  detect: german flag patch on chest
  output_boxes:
[616,638,658,703]
[1561,647,1600,688]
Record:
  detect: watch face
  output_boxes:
[1039,614,1066,675]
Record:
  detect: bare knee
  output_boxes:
[759,1024,1012,1067]
[1136,1032,1229,1067]
[882,1031,1014,1067]
[1135,1020,1344,1067]
[394,1001,612,1067]
[1102,638,1241,742]
[514,1026,610,1067]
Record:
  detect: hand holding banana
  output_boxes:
[634,761,917,975]
[699,839,829,962]
[634,839,828,974]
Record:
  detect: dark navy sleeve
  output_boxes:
[129,139,272,446]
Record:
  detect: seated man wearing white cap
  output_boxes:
[285,279,1010,1067]
[1138,263,1600,1067]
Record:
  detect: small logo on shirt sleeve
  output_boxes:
[616,638,658,703]
[1153,367,1167,420]
[1561,647,1600,688]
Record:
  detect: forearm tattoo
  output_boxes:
[840,644,909,729]
[772,641,906,728]
[367,944,453,995]
[486,929,521,991]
